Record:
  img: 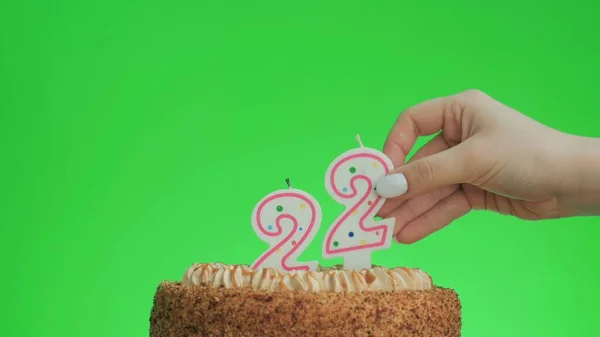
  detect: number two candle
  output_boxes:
[251,179,322,272]
[322,135,395,270]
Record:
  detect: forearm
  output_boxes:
[559,135,600,216]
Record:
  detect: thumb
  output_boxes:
[375,142,473,199]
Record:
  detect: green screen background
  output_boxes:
[2,1,599,336]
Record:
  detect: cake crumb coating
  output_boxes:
[150,281,461,337]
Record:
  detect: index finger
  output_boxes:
[383,95,456,168]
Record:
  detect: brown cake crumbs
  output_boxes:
[150,282,461,337]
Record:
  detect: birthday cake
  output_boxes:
[150,139,461,336]
[149,263,461,337]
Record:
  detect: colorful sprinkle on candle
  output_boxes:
[322,136,395,270]
[251,183,323,272]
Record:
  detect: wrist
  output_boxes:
[558,135,600,216]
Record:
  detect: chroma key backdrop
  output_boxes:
[1,1,599,337]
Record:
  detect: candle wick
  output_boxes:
[356,134,364,148]
[285,178,292,190]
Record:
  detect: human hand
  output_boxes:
[375,89,600,244]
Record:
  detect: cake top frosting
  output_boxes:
[182,263,433,293]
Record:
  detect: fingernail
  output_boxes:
[375,173,408,198]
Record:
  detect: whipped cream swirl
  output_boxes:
[182,263,433,293]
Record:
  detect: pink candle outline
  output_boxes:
[324,152,392,255]
[252,192,319,272]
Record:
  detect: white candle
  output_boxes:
[322,135,395,270]
[251,179,322,272]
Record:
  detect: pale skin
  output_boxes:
[375,89,600,244]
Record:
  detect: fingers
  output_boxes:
[395,188,471,244]
[386,184,459,237]
[376,140,474,200]
[383,94,464,168]
[383,97,449,168]
[378,133,451,217]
